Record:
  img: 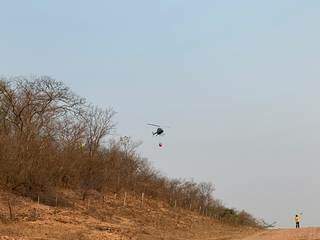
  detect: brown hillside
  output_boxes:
[0,76,262,239]
[0,188,259,240]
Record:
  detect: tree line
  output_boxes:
[0,76,262,227]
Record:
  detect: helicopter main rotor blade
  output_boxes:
[147,123,161,127]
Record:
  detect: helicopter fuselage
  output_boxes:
[153,128,164,136]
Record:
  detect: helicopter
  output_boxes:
[147,123,169,147]
[147,123,166,136]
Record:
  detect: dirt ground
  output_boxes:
[241,228,320,240]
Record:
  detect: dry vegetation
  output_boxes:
[0,76,263,238]
[0,188,259,240]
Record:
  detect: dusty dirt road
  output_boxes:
[241,228,320,240]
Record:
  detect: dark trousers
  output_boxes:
[296,222,300,228]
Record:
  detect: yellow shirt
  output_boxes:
[295,216,301,223]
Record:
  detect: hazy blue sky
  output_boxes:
[1,0,320,228]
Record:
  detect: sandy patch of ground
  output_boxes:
[240,228,320,240]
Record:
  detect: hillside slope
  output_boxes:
[0,189,259,240]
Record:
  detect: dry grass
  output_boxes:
[0,188,259,240]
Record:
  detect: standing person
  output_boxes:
[295,214,301,228]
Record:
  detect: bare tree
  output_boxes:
[83,105,116,157]
[0,76,85,192]
[0,76,85,141]
[198,182,215,209]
